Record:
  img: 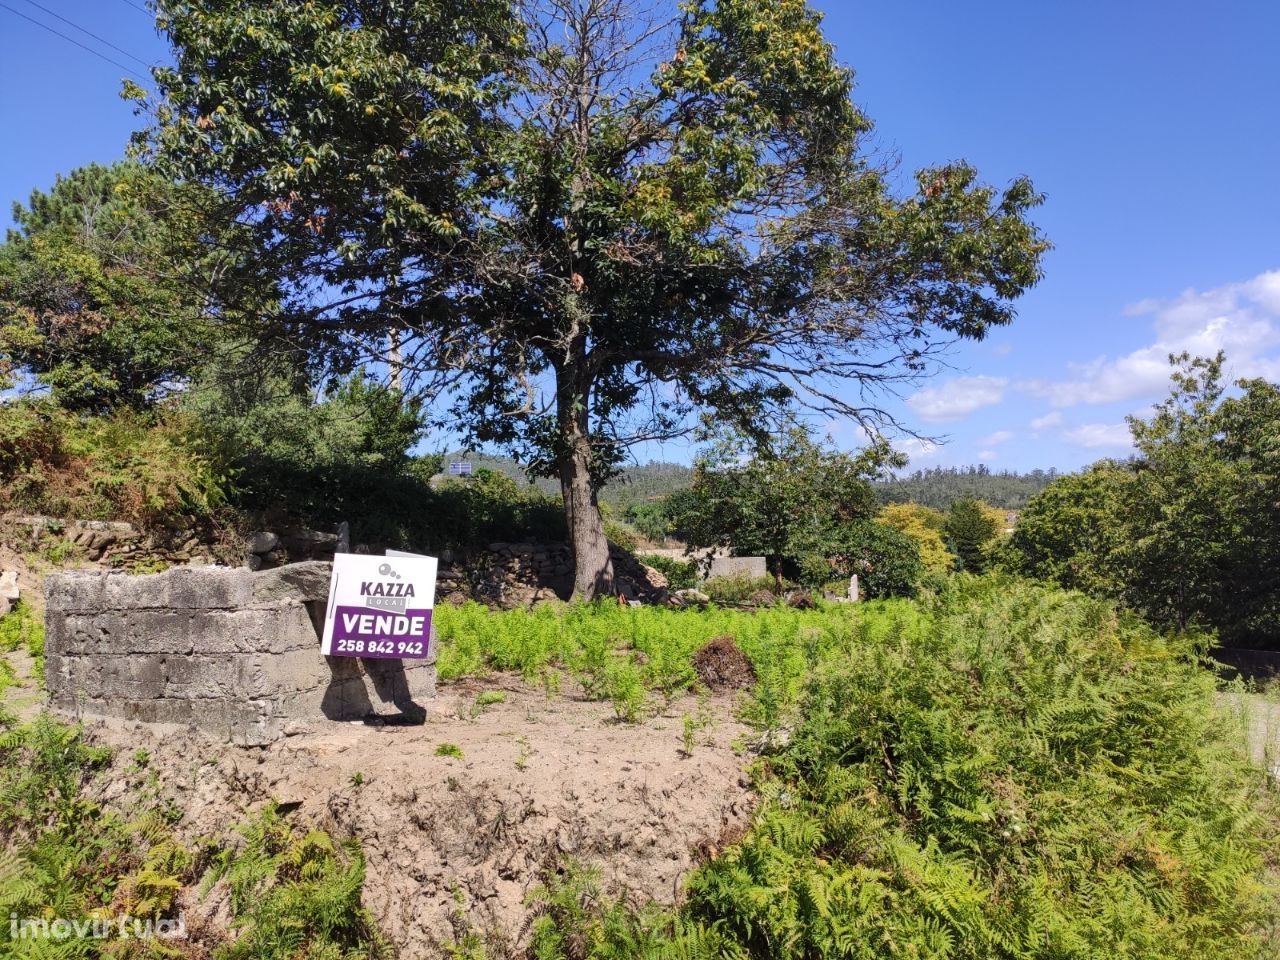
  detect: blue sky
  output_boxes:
[1,0,1277,472]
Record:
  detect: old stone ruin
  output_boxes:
[44,562,434,746]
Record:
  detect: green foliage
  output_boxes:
[0,715,389,959]
[435,743,465,760]
[0,717,191,959]
[602,518,639,553]
[0,399,233,531]
[0,600,45,682]
[877,465,1059,511]
[997,464,1132,596]
[185,358,425,522]
[144,0,1046,598]
[678,428,897,585]
[944,497,1000,573]
[1001,353,1280,647]
[637,554,699,591]
[826,520,923,598]
[521,581,1280,959]
[683,579,1279,958]
[527,859,732,960]
[879,502,954,576]
[0,163,263,412]
[204,803,389,960]
[433,599,859,730]
[604,657,649,723]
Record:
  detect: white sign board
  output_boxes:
[321,552,438,659]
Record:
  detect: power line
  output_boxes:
[19,0,149,66]
[117,0,150,13]
[0,1,148,79]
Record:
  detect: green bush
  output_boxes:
[826,519,923,598]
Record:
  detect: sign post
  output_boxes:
[321,552,438,659]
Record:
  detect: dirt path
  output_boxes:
[82,674,756,957]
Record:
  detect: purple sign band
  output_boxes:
[329,605,433,660]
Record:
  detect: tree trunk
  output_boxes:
[556,376,614,601]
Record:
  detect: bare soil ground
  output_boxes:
[76,674,756,957]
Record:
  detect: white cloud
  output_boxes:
[897,436,940,462]
[977,449,998,461]
[1021,269,1280,407]
[1029,411,1063,430]
[1064,422,1132,449]
[906,376,1007,423]
[979,429,1015,446]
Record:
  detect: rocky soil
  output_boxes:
[80,675,756,957]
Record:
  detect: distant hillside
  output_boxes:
[875,466,1061,511]
[442,452,693,505]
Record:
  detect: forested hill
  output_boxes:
[875,466,1062,510]
[457,454,1060,511]
[448,452,693,505]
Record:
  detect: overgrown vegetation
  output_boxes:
[0,600,44,680]
[0,715,185,959]
[0,715,389,959]
[203,803,390,960]
[500,579,1280,959]
[999,352,1280,647]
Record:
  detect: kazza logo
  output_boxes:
[360,563,415,613]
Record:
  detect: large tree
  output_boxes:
[141,0,1047,597]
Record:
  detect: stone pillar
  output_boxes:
[848,574,859,603]
[44,562,435,745]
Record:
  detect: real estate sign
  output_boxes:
[321,552,438,659]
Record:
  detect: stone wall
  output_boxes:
[708,556,768,580]
[468,542,669,608]
[44,562,435,746]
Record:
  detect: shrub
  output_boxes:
[0,601,45,681]
[203,803,390,960]
[827,519,923,598]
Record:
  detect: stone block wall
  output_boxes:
[44,562,435,745]
[708,556,768,580]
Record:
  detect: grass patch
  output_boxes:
[435,742,465,760]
